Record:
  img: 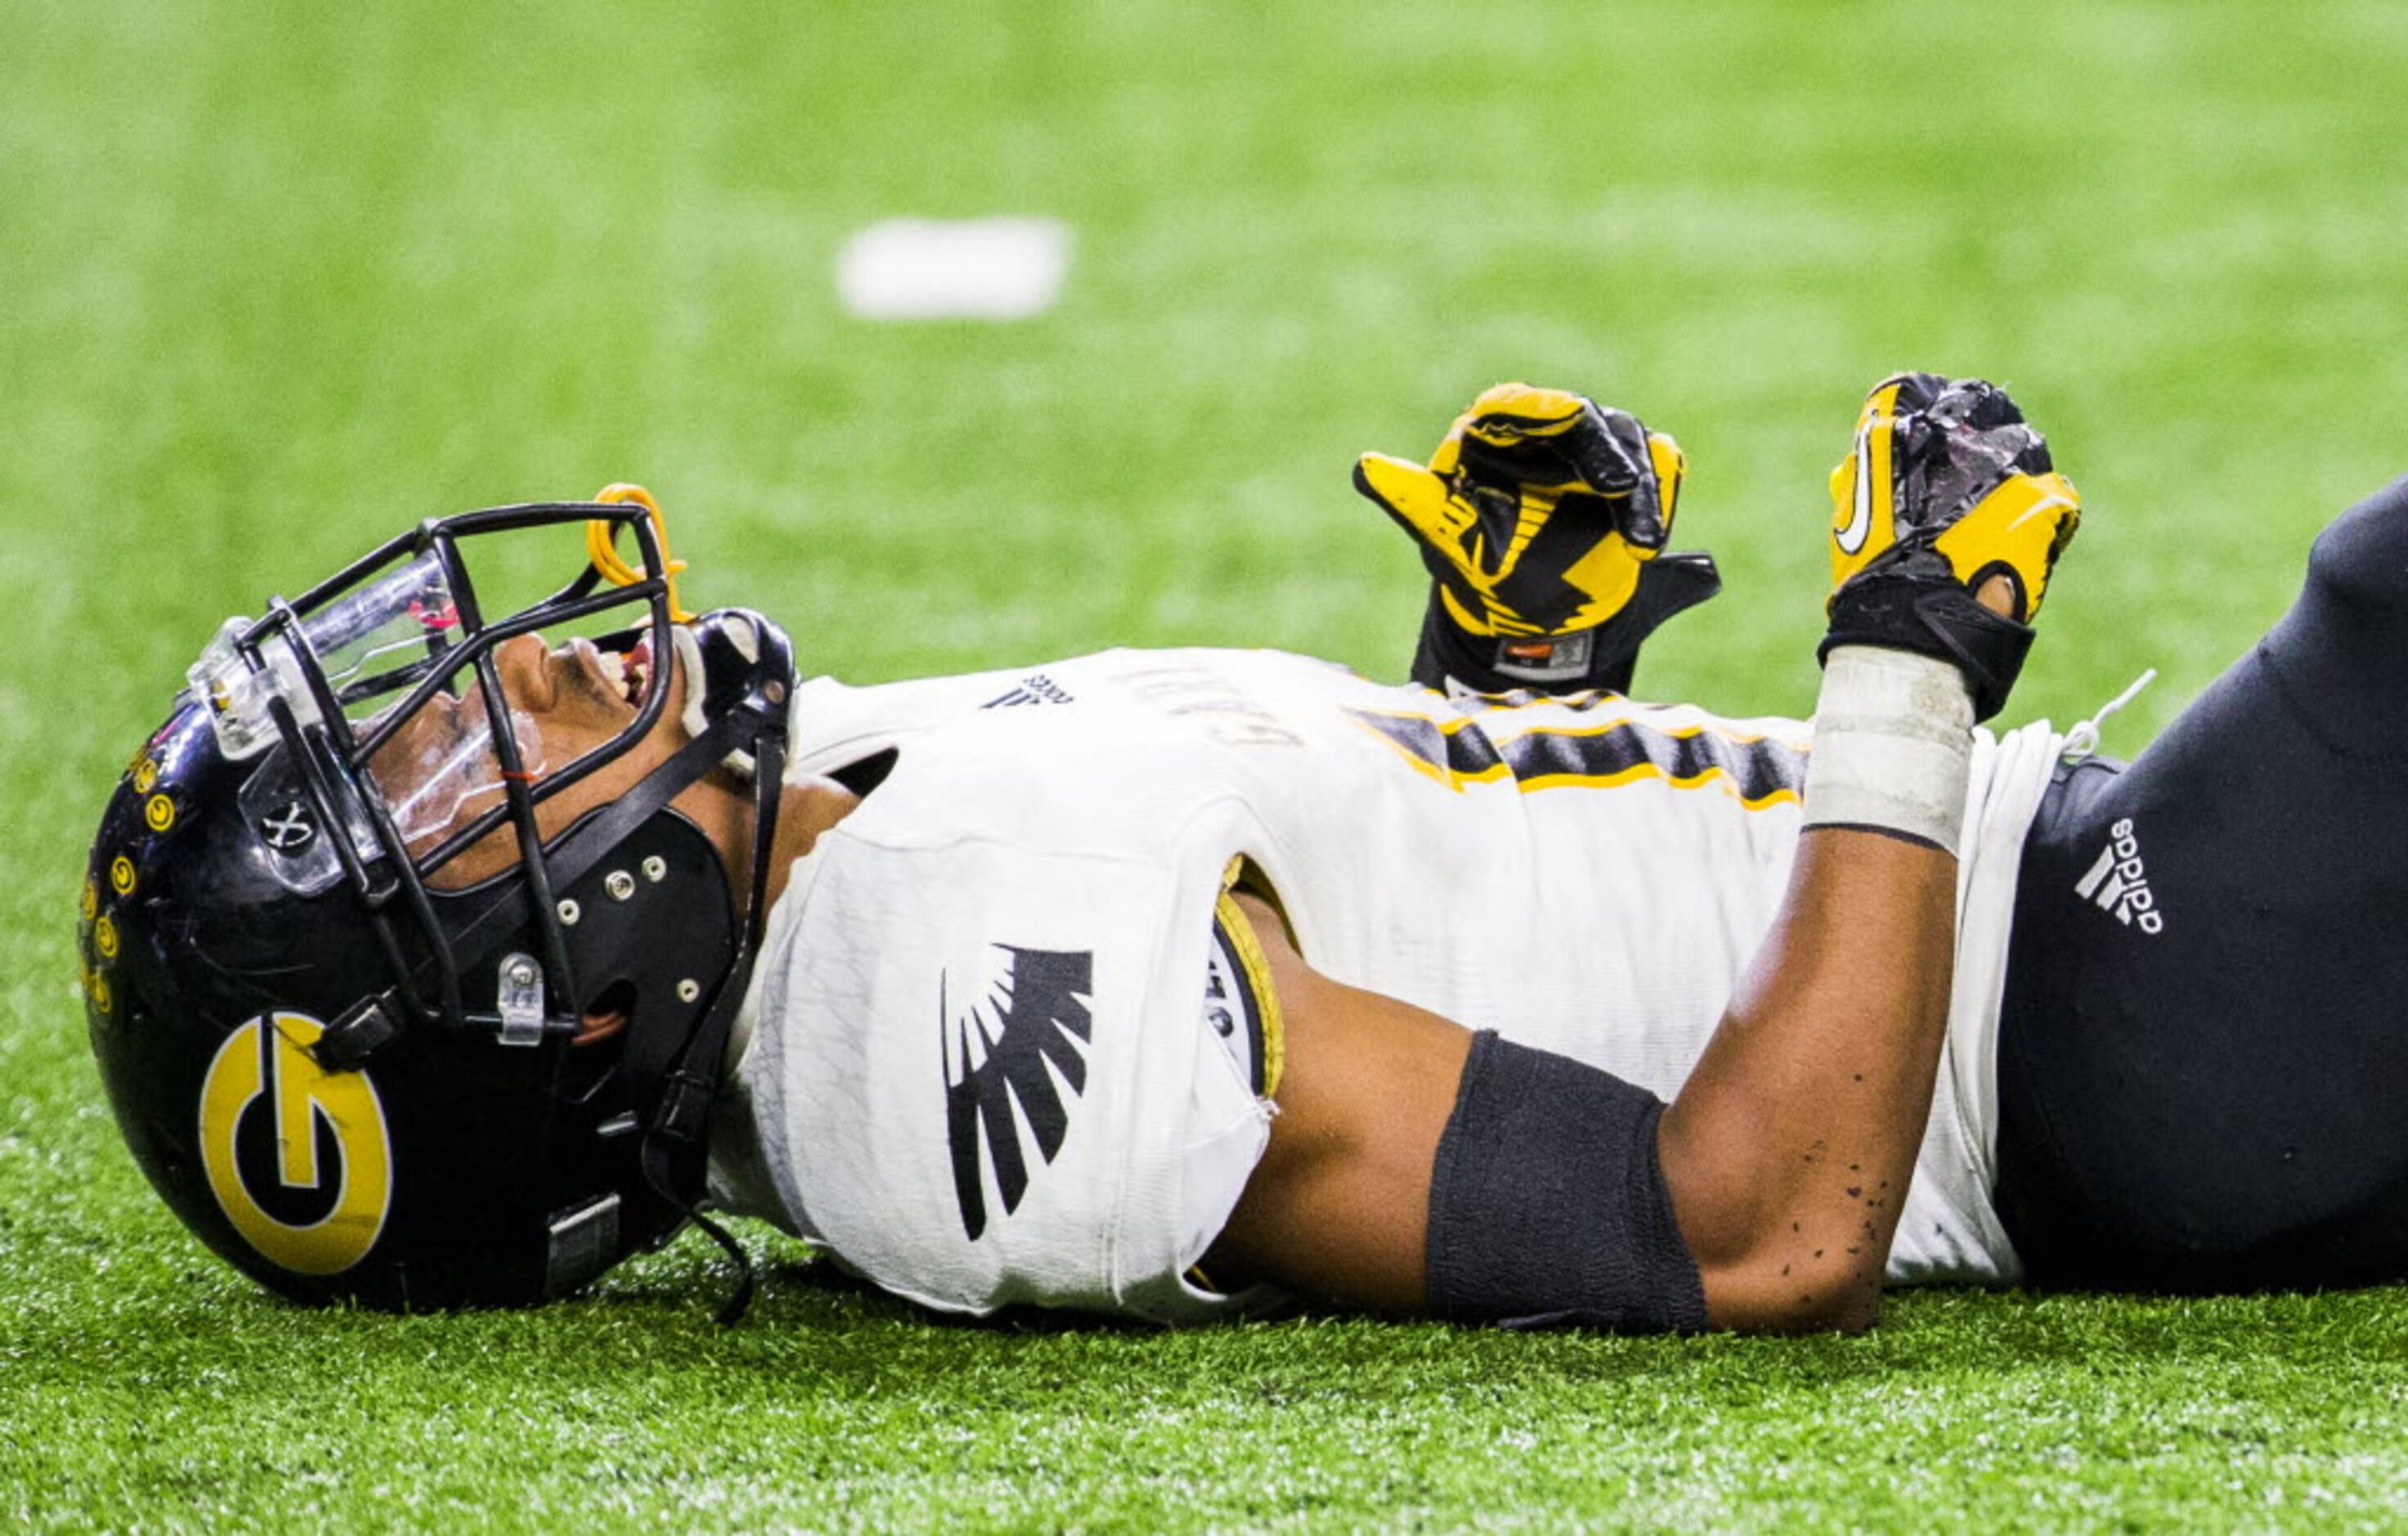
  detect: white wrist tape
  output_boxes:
[1803,646,1975,855]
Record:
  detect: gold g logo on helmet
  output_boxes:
[197,1012,392,1275]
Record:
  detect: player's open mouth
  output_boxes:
[585,637,653,707]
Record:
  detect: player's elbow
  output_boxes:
[1697,1248,1884,1336]
[1656,1103,1890,1334]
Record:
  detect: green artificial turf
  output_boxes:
[8,0,2408,1526]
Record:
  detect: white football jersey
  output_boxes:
[709,649,2063,1321]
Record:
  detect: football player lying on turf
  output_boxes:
[78,375,2401,1334]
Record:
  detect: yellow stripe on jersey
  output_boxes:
[1212,858,1285,1097]
[1386,698,1800,748]
[1513,761,1803,808]
[1347,707,1808,809]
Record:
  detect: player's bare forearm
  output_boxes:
[1656,826,1957,1332]
[1656,374,2078,1333]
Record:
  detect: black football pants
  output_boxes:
[1995,472,2408,1291]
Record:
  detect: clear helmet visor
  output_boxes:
[308,549,469,716]
[189,548,471,752]
[371,696,548,859]
[368,627,663,884]
[187,510,676,889]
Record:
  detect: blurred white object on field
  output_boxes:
[836,218,1073,320]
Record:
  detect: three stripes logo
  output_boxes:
[980,673,1074,709]
[2073,816,2165,934]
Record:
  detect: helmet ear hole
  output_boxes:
[574,978,638,1042]
[563,978,637,1103]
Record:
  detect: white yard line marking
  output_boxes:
[836,218,1074,321]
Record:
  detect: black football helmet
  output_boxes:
[77,489,792,1314]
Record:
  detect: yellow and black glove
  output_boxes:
[1822,372,2082,721]
[1354,383,1720,694]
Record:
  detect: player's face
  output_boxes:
[365,631,711,889]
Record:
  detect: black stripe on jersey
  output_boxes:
[1351,711,1507,783]
[1507,720,1807,803]
[1347,707,1807,807]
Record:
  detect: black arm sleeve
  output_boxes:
[1425,1031,1707,1332]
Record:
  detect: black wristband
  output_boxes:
[1819,570,2034,723]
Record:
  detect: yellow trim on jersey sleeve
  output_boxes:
[1216,857,1285,1098]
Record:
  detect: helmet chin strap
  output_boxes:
[634,718,787,1325]
[441,611,787,970]
[578,618,794,1324]
[407,633,790,1323]
[439,700,768,972]
[343,595,791,1322]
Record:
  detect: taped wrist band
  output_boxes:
[1804,646,1975,855]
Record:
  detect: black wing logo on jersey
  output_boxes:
[942,945,1096,1240]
